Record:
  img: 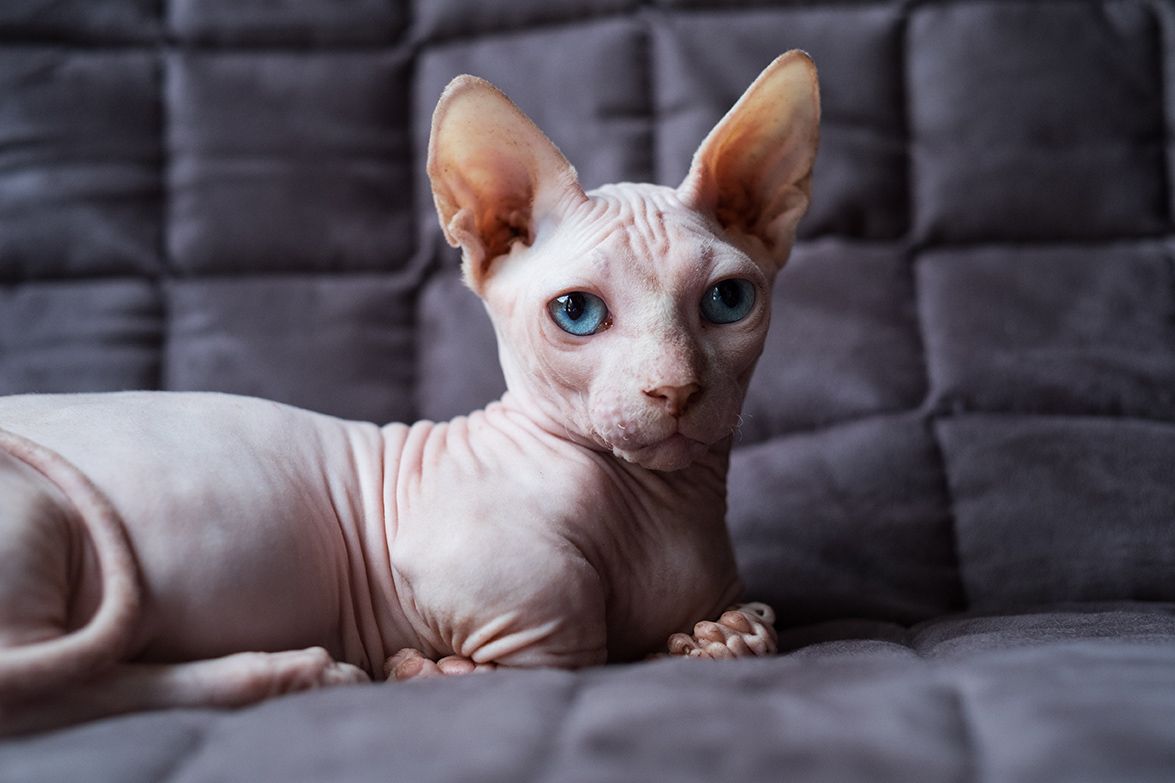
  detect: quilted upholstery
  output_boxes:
[1,1,1173,780]
[3,607,1175,781]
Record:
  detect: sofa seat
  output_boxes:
[3,603,1172,783]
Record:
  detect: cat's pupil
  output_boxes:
[716,280,742,308]
[563,293,585,321]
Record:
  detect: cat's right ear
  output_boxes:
[677,51,820,266]
[428,76,587,294]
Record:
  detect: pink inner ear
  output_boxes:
[438,152,536,260]
[473,195,534,262]
[678,51,820,256]
[427,75,586,292]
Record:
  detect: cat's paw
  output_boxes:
[186,647,369,708]
[384,648,499,681]
[666,602,778,660]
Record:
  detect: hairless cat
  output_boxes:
[0,51,819,733]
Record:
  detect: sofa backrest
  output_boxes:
[2,0,1172,623]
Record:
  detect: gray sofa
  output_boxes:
[2,0,1174,780]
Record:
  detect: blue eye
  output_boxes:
[700,279,756,324]
[548,292,611,336]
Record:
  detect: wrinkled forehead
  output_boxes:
[545,183,745,291]
[582,183,714,256]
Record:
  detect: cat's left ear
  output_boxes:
[678,51,820,265]
[428,76,588,294]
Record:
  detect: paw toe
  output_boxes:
[668,632,698,656]
[385,650,496,680]
[326,661,370,686]
[742,602,776,625]
[383,648,421,679]
[437,656,476,675]
[693,620,726,643]
[719,610,753,633]
[385,648,443,681]
[726,635,754,657]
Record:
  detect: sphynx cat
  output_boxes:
[0,51,819,733]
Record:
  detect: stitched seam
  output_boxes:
[1157,0,1175,227]
[156,0,171,391]
[11,236,1175,287]
[938,671,984,783]
[155,719,213,783]
[412,7,640,51]
[1164,243,1175,350]
[639,5,658,184]
[734,408,1175,456]
[530,674,587,783]
[897,0,971,613]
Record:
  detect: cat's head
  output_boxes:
[428,53,819,471]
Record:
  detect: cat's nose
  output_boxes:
[643,383,701,417]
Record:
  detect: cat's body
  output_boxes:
[0,53,818,733]
[0,388,734,670]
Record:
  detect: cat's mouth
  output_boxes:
[608,432,709,472]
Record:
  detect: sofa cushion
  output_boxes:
[3,605,1173,783]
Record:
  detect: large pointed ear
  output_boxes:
[428,76,588,293]
[678,51,820,263]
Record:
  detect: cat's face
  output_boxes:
[428,52,819,471]
[483,184,773,471]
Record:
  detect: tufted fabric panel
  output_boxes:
[2,0,1174,624]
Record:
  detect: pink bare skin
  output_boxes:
[0,52,818,732]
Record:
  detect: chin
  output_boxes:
[612,434,709,472]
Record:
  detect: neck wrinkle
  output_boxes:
[494,391,600,452]
[495,391,733,485]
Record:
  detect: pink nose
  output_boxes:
[643,383,701,417]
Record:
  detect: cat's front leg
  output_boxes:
[383,649,498,681]
[666,602,777,659]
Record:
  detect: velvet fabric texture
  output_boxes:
[1,0,1173,780]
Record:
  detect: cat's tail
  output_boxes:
[0,427,141,704]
